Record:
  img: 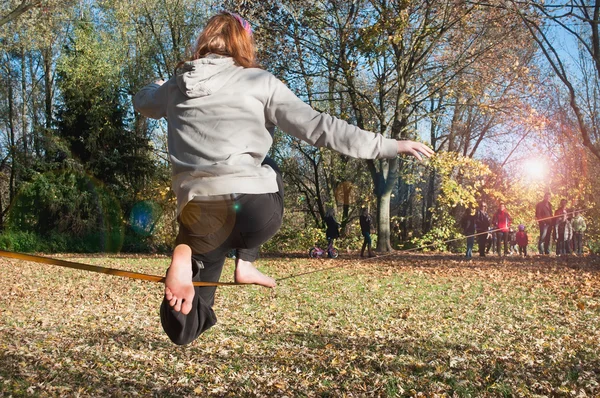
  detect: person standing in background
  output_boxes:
[324,208,341,254]
[554,199,568,255]
[564,210,574,255]
[516,224,529,256]
[460,208,477,259]
[475,202,491,257]
[572,211,587,255]
[535,192,553,255]
[492,203,512,256]
[359,208,375,258]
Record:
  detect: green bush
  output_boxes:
[262,222,379,253]
[0,230,128,254]
[46,232,69,252]
[262,225,325,252]
[0,231,46,252]
[121,229,170,253]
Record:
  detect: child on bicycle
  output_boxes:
[324,208,340,255]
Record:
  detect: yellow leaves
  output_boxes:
[449,356,466,369]
[2,254,600,395]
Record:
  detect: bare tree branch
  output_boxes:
[0,0,42,27]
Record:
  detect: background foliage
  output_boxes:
[0,0,598,254]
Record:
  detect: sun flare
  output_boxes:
[522,158,548,180]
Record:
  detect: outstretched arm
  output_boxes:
[265,75,433,161]
[133,79,168,120]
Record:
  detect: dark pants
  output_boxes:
[477,232,487,256]
[486,233,495,254]
[361,233,372,256]
[538,222,551,254]
[160,167,284,345]
[496,231,509,255]
[556,240,565,255]
[574,232,584,255]
[518,245,528,256]
[466,236,474,258]
[556,223,566,255]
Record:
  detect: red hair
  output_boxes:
[190,12,258,68]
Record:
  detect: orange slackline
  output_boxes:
[0,250,242,287]
[0,208,589,286]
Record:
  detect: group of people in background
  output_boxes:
[324,191,588,261]
[534,193,587,256]
[323,207,376,258]
[461,192,587,259]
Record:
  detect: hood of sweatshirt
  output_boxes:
[176,55,238,98]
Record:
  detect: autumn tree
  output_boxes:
[0,0,43,27]
[57,14,156,200]
[242,0,537,251]
[511,0,600,161]
[0,1,77,230]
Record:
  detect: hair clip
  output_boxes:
[223,11,252,36]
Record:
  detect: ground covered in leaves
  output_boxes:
[1,252,599,397]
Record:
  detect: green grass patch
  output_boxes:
[1,253,599,396]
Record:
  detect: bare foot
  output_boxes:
[234,258,276,288]
[165,244,195,315]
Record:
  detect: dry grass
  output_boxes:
[1,252,599,397]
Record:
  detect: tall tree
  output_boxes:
[55,15,155,211]
[247,0,535,251]
[512,0,600,161]
[0,1,76,229]
[0,0,43,27]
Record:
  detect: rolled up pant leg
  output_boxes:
[159,197,234,345]
[160,255,223,345]
[160,167,284,345]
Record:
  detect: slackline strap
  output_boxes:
[0,250,242,287]
[0,208,589,286]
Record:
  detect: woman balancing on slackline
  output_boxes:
[133,11,433,345]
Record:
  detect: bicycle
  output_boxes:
[309,242,339,259]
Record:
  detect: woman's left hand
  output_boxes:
[396,140,434,160]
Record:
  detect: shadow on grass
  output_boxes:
[1,324,599,397]
[247,329,599,396]
[269,251,600,285]
[0,329,180,396]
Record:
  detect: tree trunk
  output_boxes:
[423,169,436,233]
[372,156,399,252]
[8,79,16,202]
[376,191,392,251]
[21,48,28,160]
[43,46,52,130]
[29,52,41,158]
[342,185,351,221]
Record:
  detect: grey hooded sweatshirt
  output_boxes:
[133,55,398,214]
